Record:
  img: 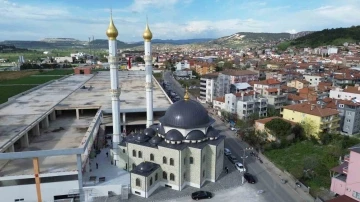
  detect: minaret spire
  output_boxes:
[106,10,121,164]
[143,17,153,127]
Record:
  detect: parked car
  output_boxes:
[224,148,232,156]
[227,155,238,164]
[243,173,256,184]
[235,162,246,172]
[191,191,213,200]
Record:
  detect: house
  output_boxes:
[330,86,360,100]
[200,73,218,102]
[287,79,310,90]
[303,75,324,86]
[281,103,340,137]
[330,144,360,202]
[253,79,287,110]
[255,117,295,141]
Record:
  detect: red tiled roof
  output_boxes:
[326,195,358,202]
[283,103,339,117]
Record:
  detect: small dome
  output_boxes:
[137,162,156,172]
[159,100,213,129]
[149,135,163,145]
[186,130,206,140]
[144,128,156,137]
[165,129,184,141]
[106,17,118,40]
[134,133,149,143]
[206,126,220,138]
[143,23,153,41]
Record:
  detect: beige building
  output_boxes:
[118,95,225,198]
[287,79,310,90]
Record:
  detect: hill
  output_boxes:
[207,32,291,48]
[290,26,360,48]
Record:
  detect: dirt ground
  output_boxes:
[0,70,39,81]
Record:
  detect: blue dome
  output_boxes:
[165,129,184,141]
[186,130,206,140]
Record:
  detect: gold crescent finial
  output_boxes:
[143,16,153,42]
[184,86,190,101]
[106,8,118,40]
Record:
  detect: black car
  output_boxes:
[191,191,213,200]
[227,155,238,164]
[243,173,256,184]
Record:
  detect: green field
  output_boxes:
[0,85,36,104]
[0,76,63,84]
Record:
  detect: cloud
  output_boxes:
[1,0,360,41]
[286,29,297,34]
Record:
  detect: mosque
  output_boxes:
[106,13,225,198]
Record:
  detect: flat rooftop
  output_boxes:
[56,71,172,113]
[0,75,92,151]
[0,115,94,176]
[0,71,171,151]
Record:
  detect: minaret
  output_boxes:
[143,20,153,127]
[106,12,121,158]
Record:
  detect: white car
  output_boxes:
[235,162,246,172]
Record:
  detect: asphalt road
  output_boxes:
[163,70,305,202]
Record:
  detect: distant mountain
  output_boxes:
[290,26,360,48]
[208,32,291,48]
[289,31,315,40]
[0,38,214,50]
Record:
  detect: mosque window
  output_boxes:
[203,170,205,177]
[170,158,174,166]
[190,157,194,164]
[184,172,186,180]
[150,177,153,186]
[132,163,136,169]
[184,157,186,165]
[163,156,167,164]
[155,173,158,181]
[170,173,175,181]
[150,153,154,161]
[123,149,126,153]
[132,150,136,157]
[136,178,141,187]
[138,151,142,158]
[202,155,205,163]
[163,171,167,180]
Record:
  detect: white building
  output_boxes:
[200,73,218,103]
[328,47,338,55]
[175,61,190,71]
[55,56,73,63]
[303,75,323,86]
[330,86,360,100]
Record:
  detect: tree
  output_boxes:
[243,53,246,58]
[192,70,200,79]
[300,118,317,139]
[215,66,223,72]
[291,124,305,141]
[223,61,233,69]
[267,106,280,117]
[134,56,145,63]
[264,118,292,139]
[171,67,176,72]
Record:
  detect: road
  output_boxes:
[163,70,306,202]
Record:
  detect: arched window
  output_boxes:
[132,150,136,157]
[163,156,167,164]
[183,172,186,180]
[155,173,158,181]
[190,157,194,164]
[170,158,174,166]
[132,163,136,169]
[150,153,154,161]
[150,177,153,186]
[170,173,175,181]
[122,149,126,153]
[136,178,141,186]
[138,151,142,158]
[163,171,167,180]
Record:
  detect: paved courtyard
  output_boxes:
[93,157,268,202]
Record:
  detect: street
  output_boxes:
[162,70,306,202]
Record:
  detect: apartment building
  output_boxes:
[194,62,215,75]
[215,91,267,120]
[330,86,360,100]
[253,79,287,110]
[281,103,340,137]
[287,79,310,90]
[200,73,218,103]
[318,98,360,135]
[303,75,324,86]
[265,71,291,84]
[215,70,258,97]
[175,60,190,70]
[330,144,360,202]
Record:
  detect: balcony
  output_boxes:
[344,154,350,162]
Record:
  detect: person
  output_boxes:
[106,152,109,157]
[96,163,98,169]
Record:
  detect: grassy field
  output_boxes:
[264,140,354,197]
[0,85,37,103]
[39,69,74,75]
[0,76,63,84]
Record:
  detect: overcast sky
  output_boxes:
[0,0,359,42]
